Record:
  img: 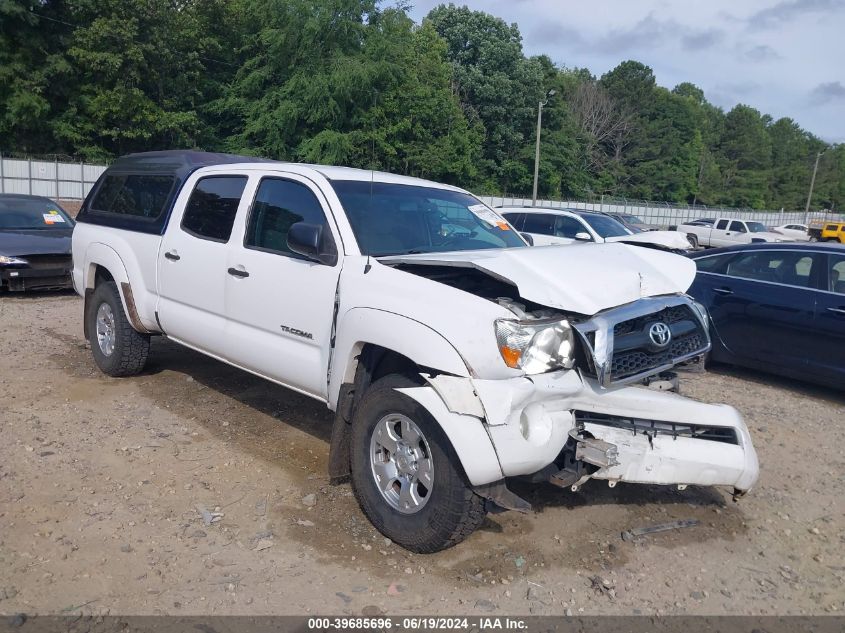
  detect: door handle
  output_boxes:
[827,307,845,315]
[713,287,733,295]
[227,267,249,278]
[164,251,180,261]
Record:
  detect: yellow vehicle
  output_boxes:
[820,222,845,243]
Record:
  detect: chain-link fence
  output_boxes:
[480,195,844,229]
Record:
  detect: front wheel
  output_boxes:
[86,281,150,377]
[350,375,486,553]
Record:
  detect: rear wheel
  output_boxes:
[86,281,150,377]
[350,375,486,553]
[687,234,699,249]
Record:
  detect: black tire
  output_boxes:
[86,281,150,377]
[687,233,699,249]
[350,374,486,553]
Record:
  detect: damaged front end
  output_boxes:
[381,247,758,513]
[410,370,759,512]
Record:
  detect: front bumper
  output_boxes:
[415,370,759,494]
[1,259,73,291]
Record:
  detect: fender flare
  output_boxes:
[328,308,471,408]
[82,243,150,335]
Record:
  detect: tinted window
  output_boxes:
[726,251,814,288]
[0,198,74,230]
[554,215,587,239]
[246,178,331,257]
[90,174,174,219]
[502,213,525,230]
[729,221,746,232]
[716,219,729,230]
[829,256,845,294]
[181,177,247,242]
[522,213,555,235]
[694,254,733,273]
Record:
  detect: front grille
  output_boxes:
[574,297,710,386]
[20,254,72,270]
[575,411,738,445]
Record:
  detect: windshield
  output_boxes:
[580,213,631,238]
[0,198,74,230]
[621,214,644,224]
[747,222,768,233]
[331,181,526,256]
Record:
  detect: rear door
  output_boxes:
[709,219,731,247]
[702,249,818,368]
[223,173,342,399]
[811,252,845,385]
[520,213,567,245]
[157,174,250,355]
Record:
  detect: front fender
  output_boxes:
[328,308,470,409]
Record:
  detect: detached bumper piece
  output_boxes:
[1,255,72,291]
[568,410,758,493]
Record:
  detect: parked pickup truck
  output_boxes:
[676,217,793,249]
[72,151,759,552]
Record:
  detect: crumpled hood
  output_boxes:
[381,243,697,315]
[607,230,691,250]
[0,229,73,256]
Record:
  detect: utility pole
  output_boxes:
[804,150,825,219]
[532,89,555,207]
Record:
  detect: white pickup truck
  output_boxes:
[72,151,759,552]
[676,217,793,249]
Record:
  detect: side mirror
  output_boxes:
[287,222,338,266]
[574,232,592,242]
[520,232,534,246]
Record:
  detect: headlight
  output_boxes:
[494,318,575,374]
[0,255,28,265]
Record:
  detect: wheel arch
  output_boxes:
[82,244,149,337]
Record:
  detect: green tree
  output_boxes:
[425,4,544,193]
[716,105,773,208]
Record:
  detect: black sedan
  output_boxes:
[0,194,75,291]
[687,242,845,389]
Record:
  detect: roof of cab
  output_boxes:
[111,150,463,191]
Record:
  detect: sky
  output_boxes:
[407,0,845,143]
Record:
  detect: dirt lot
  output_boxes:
[1,292,843,617]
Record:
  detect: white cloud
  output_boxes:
[407,0,845,142]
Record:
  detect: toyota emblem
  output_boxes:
[648,322,672,347]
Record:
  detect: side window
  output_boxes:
[522,213,554,235]
[245,178,332,258]
[830,256,845,294]
[729,221,746,233]
[716,219,729,230]
[726,251,814,288]
[90,174,175,219]
[694,254,733,274]
[502,213,525,230]
[554,215,587,239]
[181,176,248,242]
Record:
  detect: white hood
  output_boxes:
[381,243,696,315]
[606,230,691,250]
[751,232,794,242]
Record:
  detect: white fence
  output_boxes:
[3,154,840,229]
[480,196,843,229]
[0,155,106,200]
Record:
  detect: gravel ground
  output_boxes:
[1,292,843,617]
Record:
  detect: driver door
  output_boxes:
[223,174,343,400]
